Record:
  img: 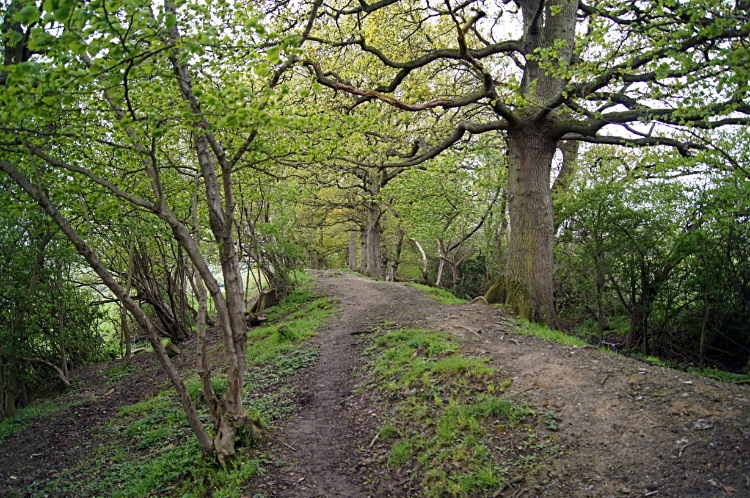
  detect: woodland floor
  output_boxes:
[1,270,749,498]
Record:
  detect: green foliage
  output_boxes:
[0,209,108,417]
[106,364,137,382]
[555,143,750,371]
[448,255,490,300]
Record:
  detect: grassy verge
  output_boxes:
[516,317,750,385]
[29,284,336,498]
[515,319,590,348]
[363,329,561,497]
[409,283,467,305]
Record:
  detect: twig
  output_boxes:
[679,441,697,457]
[510,339,521,346]
[455,324,482,339]
[368,432,380,448]
[282,440,296,450]
[734,379,750,385]
[511,488,527,498]
[469,296,489,305]
[644,491,659,496]
[349,330,373,336]
[511,387,535,398]
[601,374,611,386]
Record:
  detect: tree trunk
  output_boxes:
[366,218,382,278]
[5,339,16,418]
[436,258,444,287]
[123,236,135,362]
[348,224,358,270]
[486,128,558,327]
[0,353,5,420]
[365,203,383,279]
[359,227,368,274]
[393,230,405,274]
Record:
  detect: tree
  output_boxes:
[387,138,505,289]
[0,203,106,419]
[0,0,321,461]
[301,0,750,325]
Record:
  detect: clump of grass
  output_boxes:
[365,329,553,498]
[409,283,467,304]
[106,363,136,381]
[245,287,336,366]
[516,318,590,348]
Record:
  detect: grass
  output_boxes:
[517,316,750,385]
[25,283,336,498]
[245,287,337,366]
[106,363,137,381]
[409,283,467,304]
[363,328,559,498]
[515,319,590,348]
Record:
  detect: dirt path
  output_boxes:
[252,271,750,498]
[248,270,442,497]
[2,271,749,498]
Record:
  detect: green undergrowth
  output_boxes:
[28,284,336,498]
[364,329,561,497]
[409,283,468,305]
[245,287,336,366]
[629,355,750,384]
[693,367,750,384]
[517,318,750,385]
[106,363,137,381]
[572,314,630,341]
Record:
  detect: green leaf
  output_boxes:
[165,13,177,30]
[267,46,281,65]
[16,5,41,26]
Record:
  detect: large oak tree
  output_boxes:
[300,0,750,325]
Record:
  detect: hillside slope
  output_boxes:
[1,270,748,498]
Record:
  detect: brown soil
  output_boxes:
[1,270,749,498]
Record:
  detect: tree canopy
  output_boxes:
[1,0,750,459]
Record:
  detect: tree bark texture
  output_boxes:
[348,224,358,270]
[483,0,578,327]
[486,128,558,327]
[359,228,368,274]
[365,187,383,279]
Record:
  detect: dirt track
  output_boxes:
[1,270,749,497]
